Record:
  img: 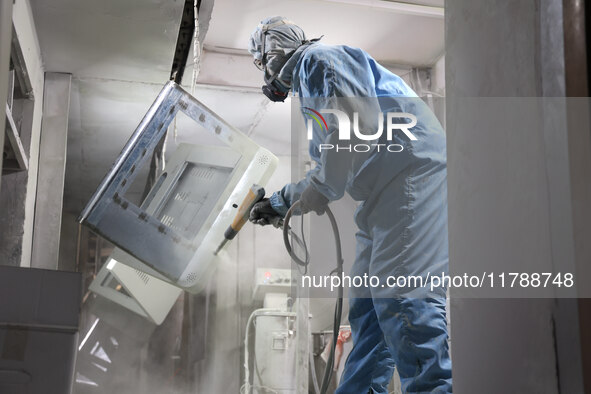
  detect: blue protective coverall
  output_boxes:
[270,43,452,393]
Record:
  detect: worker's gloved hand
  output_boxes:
[299,185,329,215]
[249,198,283,227]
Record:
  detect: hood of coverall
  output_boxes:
[248,16,309,91]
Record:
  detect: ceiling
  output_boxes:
[206,0,445,66]
[29,0,444,213]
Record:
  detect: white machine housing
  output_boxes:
[89,254,182,325]
[254,313,297,393]
[253,267,294,301]
[78,82,278,293]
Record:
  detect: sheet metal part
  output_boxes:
[78,81,277,292]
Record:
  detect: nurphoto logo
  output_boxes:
[303,107,418,153]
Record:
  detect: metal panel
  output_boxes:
[0,266,81,394]
[79,81,278,292]
[31,73,71,269]
[89,256,182,325]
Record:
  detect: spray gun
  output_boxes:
[214,184,266,255]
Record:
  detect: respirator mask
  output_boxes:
[261,80,289,102]
[253,33,291,102]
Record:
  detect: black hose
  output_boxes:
[282,202,344,394]
[282,201,309,268]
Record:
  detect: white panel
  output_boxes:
[90,257,182,325]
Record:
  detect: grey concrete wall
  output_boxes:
[0,172,27,266]
[0,0,44,267]
[446,0,583,393]
[31,72,71,270]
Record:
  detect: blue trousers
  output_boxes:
[336,296,452,393]
[336,171,452,393]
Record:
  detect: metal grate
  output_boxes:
[258,155,269,165]
[135,269,150,285]
[186,272,197,282]
[189,166,214,179]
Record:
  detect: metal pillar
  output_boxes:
[31,73,72,270]
[446,0,571,392]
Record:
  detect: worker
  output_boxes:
[248,16,452,394]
